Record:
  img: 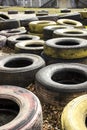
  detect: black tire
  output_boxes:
[8,10,18,14]
[20,17,38,31]
[0,54,45,87]
[0,20,20,31]
[15,40,44,55]
[53,28,87,39]
[0,13,9,20]
[35,63,87,105]
[36,13,48,16]
[41,51,87,65]
[24,10,35,14]
[0,35,7,48]
[0,27,26,37]
[38,14,59,22]
[44,37,87,59]
[0,85,42,130]
[60,9,71,13]
[43,25,71,40]
[7,34,40,49]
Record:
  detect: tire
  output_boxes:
[0,27,26,37]
[0,54,45,87]
[57,19,83,28]
[61,94,87,130]
[43,25,71,40]
[8,10,18,14]
[20,17,38,31]
[0,35,7,48]
[29,20,56,33]
[38,15,59,22]
[24,10,35,14]
[44,37,87,59]
[53,28,87,39]
[36,13,48,16]
[60,9,71,13]
[41,51,87,65]
[35,63,87,105]
[7,34,40,49]
[0,20,20,31]
[0,85,42,130]
[15,40,44,55]
[0,13,9,20]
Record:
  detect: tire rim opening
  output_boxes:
[4,58,33,68]
[0,99,19,126]
[8,30,20,33]
[85,116,87,127]
[64,31,83,34]
[52,69,87,85]
[63,21,76,25]
[25,44,43,47]
[16,36,32,40]
[55,40,79,46]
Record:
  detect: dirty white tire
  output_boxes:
[61,94,87,130]
[0,85,42,130]
[7,34,40,49]
[57,19,83,28]
[53,28,87,39]
[0,53,45,87]
[0,27,26,37]
[15,40,44,55]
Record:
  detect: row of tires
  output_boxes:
[0,62,87,129]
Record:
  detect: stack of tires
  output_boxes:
[42,37,87,65]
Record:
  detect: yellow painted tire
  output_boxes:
[61,94,87,130]
[53,28,87,39]
[44,37,87,59]
[57,19,83,28]
[29,20,56,33]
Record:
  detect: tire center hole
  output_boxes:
[4,58,33,68]
[25,44,43,47]
[64,21,76,25]
[16,36,32,40]
[55,41,79,46]
[0,99,19,126]
[52,69,87,85]
[85,116,87,127]
[65,31,83,34]
[8,30,20,33]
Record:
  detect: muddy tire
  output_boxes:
[44,37,87,59]
[7,34,40,49]
[24,10,35,14]
[0,54,45,87]
[29,20,56,33]
[61,94,87,130]
[53,28,87,39]
[41,51,87,65]
[15,40,44,55]
[0,27,26,37]
[0,85,42,130]
[35,63,87,106]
